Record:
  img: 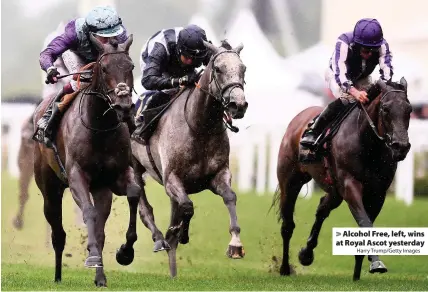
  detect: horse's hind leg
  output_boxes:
[34,153,66,282]
[13,139,34,230]
[210,168,244,259]
[92,188,112,287]
[299,192,343,266]
[133,159,168,251]
[278,171,310,276]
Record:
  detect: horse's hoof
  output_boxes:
[279,264,295,276]
[13,217,23,230]
[116,244,134,266]
[153,240,171,252]
[84,256,103,268]
[369,260,387,274]
[178,232,189,245]
[226,245,245,259]
[94,279,107,288]
[298,247,314,266]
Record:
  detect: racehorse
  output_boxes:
[274,78,411,280]
[116,40,248,277]
[13,101,84,233]
[33,33,164,287]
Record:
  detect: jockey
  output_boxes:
[300,18,393,150]
[132,24,212,143]
[33,6,128,148]
[41,22,70,102]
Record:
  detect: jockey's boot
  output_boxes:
[131,116,148,145]
[300,98,344,149]
[33,87,67,148]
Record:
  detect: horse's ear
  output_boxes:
[89,33,104,53]
[400,77,408,92]
[377,79,388,91]
[203,40,219,55]
[233,43,244,55]
[122,34,133,52]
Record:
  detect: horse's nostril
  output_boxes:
[228,102,238,113]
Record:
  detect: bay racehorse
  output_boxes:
[274,78,411,280]
[33,33,164,287]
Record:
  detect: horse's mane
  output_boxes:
[109,38,119,48]
[366,79,406,102]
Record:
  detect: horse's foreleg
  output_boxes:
[113,165,168,262]
[299,192,343,267]
[116,195,138,266]
[164,174,193,278]
[365,192,388,276]
[343,177,387,280]
[165,173,194,245]
[210,168,244,259]
[92,188,112,287]
[165,199,181,278]
[68,165,101,268]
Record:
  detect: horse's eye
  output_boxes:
[102,67,107,73]
[214,66,221,73]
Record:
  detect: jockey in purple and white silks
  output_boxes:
[300,18,394,151]
[33,6,128,148]
[41,22,70,101]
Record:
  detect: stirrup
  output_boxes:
[32,127,45,144]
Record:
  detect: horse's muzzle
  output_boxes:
[227,101,248,119]
[113,103,134,121]
[390,141,411,161]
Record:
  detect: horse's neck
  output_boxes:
[186,70,224,133]
[358,94,389,158]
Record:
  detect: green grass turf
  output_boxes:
[2,172,427,290]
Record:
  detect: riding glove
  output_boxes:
[46,67,60,84]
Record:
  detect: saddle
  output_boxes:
[299,102,357,164]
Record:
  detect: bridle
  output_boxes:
[79,50,133,132]
[359,88,407,146]
[196,50,245,108]
[185,50,245,135]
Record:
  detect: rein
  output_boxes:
[189,50,245,134]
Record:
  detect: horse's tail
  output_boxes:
[268,184,283,222]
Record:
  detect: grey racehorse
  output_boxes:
[117,40,249,277]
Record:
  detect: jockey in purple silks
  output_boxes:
[300,18,394,153]
[33,6,128,148]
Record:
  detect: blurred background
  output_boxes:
[2,0,428,204]
[2,1,428,287]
